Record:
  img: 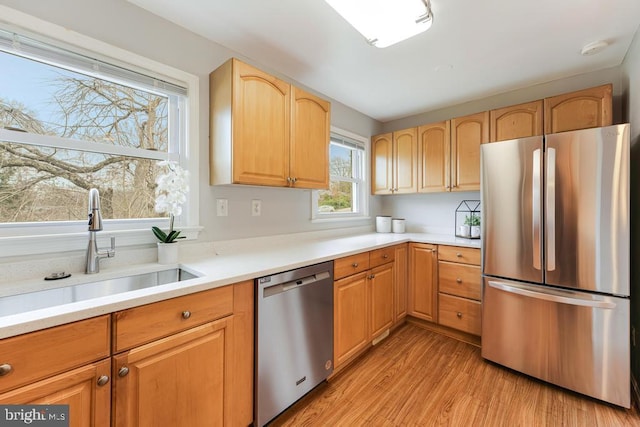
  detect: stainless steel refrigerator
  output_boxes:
[480,124,630,408]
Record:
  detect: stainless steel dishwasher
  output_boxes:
[255,261,334,426]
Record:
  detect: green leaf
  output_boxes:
[152,226,168,242]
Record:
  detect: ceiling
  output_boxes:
[128,0,640,122]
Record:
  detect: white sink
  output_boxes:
[0,268,200,317]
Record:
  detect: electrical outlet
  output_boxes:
[252,199,261,216]
[216,199,228,217]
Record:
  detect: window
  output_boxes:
[313,129,367,218]
[0,16,199,257]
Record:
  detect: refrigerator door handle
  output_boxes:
[546,147,556,271]
[532,149,541,270]
[487,280,616,309]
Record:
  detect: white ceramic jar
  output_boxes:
[392,218,406,233]
[376,216,392,233]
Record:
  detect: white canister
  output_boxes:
[392,218,406,233]
[376,216,392,233]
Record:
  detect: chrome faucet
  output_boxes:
[85,188,115,274]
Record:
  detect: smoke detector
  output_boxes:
[581,40,609,56]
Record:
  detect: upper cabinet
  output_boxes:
[371,128,417,195]
[450,111,488,192]
[490,100,543,142]
[417,121,450,193]
[543,84,612,134]
[209,58,330,189]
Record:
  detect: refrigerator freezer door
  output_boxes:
[481,136,543,283]
[482,277,630,408]
[545,124,630,296]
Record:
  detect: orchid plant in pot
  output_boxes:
[152,161,189,264]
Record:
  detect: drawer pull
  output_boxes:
[457,312,463,319]
[352,263,358,268]
[369,274,375,280]
[118,366,129,378]
[97,375,110,386]
[0,364,12,376]
[182,310,192,320]
[382,254,388,259]
[456,253,462,258]
[456,278,462,283]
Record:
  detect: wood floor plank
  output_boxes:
[270,323,639,426]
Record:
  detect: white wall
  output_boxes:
[621,25,640,394]
[0,0,383,244]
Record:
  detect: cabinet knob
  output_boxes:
[369,274,375,280]
[0,363,12,376]
[118,366,129,378]
[291,177,297,184]
[456,278,462,283]
[456,312,463,319]
[352,263,358,268]
[97,375,110,386]
[182,310,192,320]
[382,254,388,259]
[456,253,462,258]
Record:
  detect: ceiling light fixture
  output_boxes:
[324,0,434,48]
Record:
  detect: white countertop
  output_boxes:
[0,232,480,339]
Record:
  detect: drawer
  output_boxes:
[438,245,480,265]
[334,252,370,280]
[438,293,481,336]
[369,246,396,268]
[113,285,233,352]
[438,261,481,300]
[0,315,110,393]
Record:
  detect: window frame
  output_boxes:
[312,126,369,221]
[0,8,200,257]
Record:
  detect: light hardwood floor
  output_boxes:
[271,323,639,426]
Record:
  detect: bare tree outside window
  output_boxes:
[0,50,172,223]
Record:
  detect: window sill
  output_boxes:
[311,215,372,224]
[0,224,203,258]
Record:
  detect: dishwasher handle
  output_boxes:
[263,271,331,298]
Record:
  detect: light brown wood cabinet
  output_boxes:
[112,281,253,427]
[544,84,612,134]
[416,112,486,194]
[210,58,330,189]
[437,246,481,336]
[0,316,111,426]
[371,128,418,195]
[450,112,488,191]
[333,246,396,369]
[490,100,543,142]
[394,243,408,322]
[408,243,438,322]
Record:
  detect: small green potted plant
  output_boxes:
[469,215,481,238]
[152,161,189,263]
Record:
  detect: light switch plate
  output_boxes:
[216,199,228,217]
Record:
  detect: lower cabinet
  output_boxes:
[0,282,254,427]
[113,319,232,427]
[407,243,438,322]
[394,243,408,322]
[333,246,398,370]
[0,359,111,427]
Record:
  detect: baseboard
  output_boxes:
[632,374,640,409]
[406,316,481,347]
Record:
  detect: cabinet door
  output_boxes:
[450,112,488,191]
[408,243,438,322]
[394,243,408,321]
[392,128,418,194]
[417,121,450,192]
[544,84,612,134]
[334,272,369,368]
[113,319,232,427]
[232,59,290,186]
[371,133,394,194]
[0,359,111,427]
[370,263,395,338]
[290,86,330,189]
[490,100,543,142]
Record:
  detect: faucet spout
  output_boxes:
[85,188,115,274]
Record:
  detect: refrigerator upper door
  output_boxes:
[481,136,543,283]
[545,124,629,296]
